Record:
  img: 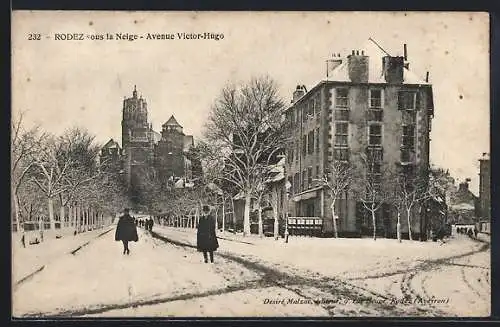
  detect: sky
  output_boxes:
[12,11,489,195]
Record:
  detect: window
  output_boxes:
[402,125,415,148]
[366,147,383,162]
[402,110,416,125]
[401,148,414,163]
[302,169,307,191]
[307,167,313,186]
[335,109,350,121]
[335,123,349,146]
[335,88,349,108]
[368,124,382,146]
[294,173,300,193]
[367,108,383,122]
[315,96,321,118]
[308,131,315,154]
[316,165,320,179]
[316,128,320,153]
[295,142,299,162]
[369,89,383,108]
[398,91,418,110]
[302,135,307,156]
[334,148,349,161]
[369,162,382,174]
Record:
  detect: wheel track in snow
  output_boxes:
[21,230,483,317]
[147,231,442,316]
[399,236,490,315]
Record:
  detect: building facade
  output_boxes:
[284,39,435,238]
[100,86,198,205]
[478,152,490,221]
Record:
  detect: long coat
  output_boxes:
[197,214,219,252]
[115,214,139,242]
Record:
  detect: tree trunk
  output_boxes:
[14,192,21,233]
[231,197,236,229]
[60,205,65,229]
[243,192,251,236]
[258,205,263,238]
[397,210,402,243]
[75,204,80,232]
[331,203,338,238]
[48,197,55,230]
[68,205,73,227]
[222,200,225,233]
[372,209,377,241]
[272,188,279,240]
[407,208,413,241]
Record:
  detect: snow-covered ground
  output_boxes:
[12,226,114,284]
[12,224,490,317]
[153,226,491,317]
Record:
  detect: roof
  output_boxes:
[102,139,121,149]
[324,38,429,85]
[450,203,475,211]
[151,130,161,143]
[162,115,182,128]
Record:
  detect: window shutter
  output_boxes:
[415,92,421,110]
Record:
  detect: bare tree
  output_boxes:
[316,161,353,238]
[204,76,288,236]
[391,166,432,241]
[28,135,72,230]
[11,112,47,231]
[356,154,391,241]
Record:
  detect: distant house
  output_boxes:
[448,179,478,225]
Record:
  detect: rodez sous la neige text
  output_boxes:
[53,32,225,41]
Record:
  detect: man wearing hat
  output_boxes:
[196,205,219,263]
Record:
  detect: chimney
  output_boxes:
[458,180,470,192]
[382,55,404,84]
[292,85,306,103]
[326,54,343,78]
[403,44,408,61]
[425,71,430,82]
[347,50,369,83]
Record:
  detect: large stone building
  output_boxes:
[283,38,435,238]
[100,86,199,205]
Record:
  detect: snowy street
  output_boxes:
[12,225,490,318]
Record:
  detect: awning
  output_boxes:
[291,186,322,202]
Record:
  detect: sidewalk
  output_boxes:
[12,224,115,285]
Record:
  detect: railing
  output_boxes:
[287,216,323,236]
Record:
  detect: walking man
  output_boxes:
[197,205,219,263]
[115,208,138,255]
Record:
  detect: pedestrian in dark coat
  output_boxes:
[115,208,138,255]
[197,205,219,263]
[149,217,154,231]
[474,226,479,238]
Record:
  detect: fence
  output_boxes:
[287,217,323,237]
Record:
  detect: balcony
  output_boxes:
[400,149,416,165]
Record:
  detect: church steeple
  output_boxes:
[133,85,137,98]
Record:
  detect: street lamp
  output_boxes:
[284,180,291,243]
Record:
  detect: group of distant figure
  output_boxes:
[136,217,154,232]
[456,226,478,239]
